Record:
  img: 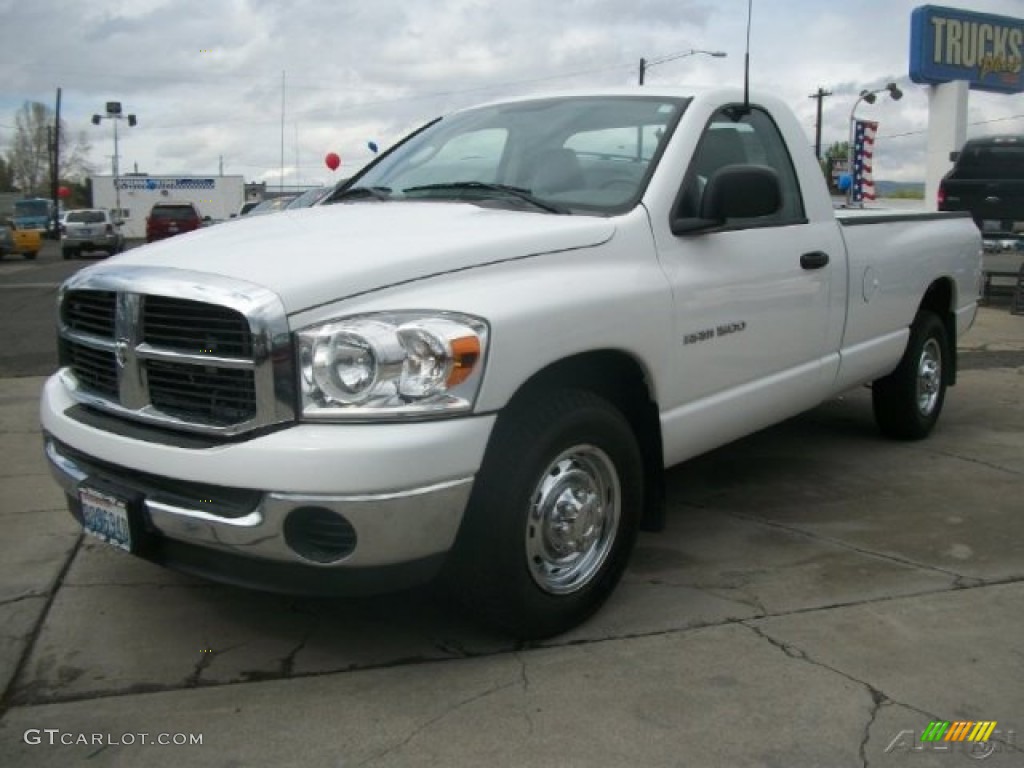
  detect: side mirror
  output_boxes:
[672,165,782,234]
[949,150,960,162]
[203,215,212,222]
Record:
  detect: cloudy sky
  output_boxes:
[1,0,1021,187]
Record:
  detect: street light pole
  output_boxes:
[846,82,902,207]
[92,102,137,221]
[638,49,727,85]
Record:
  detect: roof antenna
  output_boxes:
[743,0,752,111]
[726,0,753,121]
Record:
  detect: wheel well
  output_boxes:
[508,350,666,531]
[919,278,957,385]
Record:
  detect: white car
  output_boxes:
[61,209,124,259]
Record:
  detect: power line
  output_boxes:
[879,113,1024,141]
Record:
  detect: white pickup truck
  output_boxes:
[41,88,981,638]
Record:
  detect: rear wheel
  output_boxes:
[23,251,37,260]
[448,389,643,639]
[62,248,75,260]
[872,310,948,440]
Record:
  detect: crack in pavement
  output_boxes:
[921,446,1023,477]
[743,622,904,768]
[722,509,970,582]
[0,531,84,718]
[514,652,536,736]
[354,678,520,767]
[0,592,47,608]
[184,642,248,689]
[859,688,886,768]
[741,622,1024,764]
[7,578,1023,711]
[638,576,769,617]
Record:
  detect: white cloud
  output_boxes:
[2,0,1021,186]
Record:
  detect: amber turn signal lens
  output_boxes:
[446,336,481,387]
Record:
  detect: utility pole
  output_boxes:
[808,86,833,161]
[51,87,61,237]
[638,58,647,86]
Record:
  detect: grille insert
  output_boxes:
[145,360,257,425]
[63,291,116,338]
[143,296,252,357]
[65,343,118,398]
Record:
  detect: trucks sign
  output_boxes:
[909,5,1023,94]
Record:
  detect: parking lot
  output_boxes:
[0,242,1022,765]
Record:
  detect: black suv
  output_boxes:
[939,135,1024,239]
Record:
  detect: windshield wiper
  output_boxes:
[402,182,569,214]
[331,186,392,202]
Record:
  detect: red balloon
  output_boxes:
[58,185,71,199]
[325,152,340,171]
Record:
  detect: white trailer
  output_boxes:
[91,175,245,239]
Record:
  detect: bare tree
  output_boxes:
[0,155,15,192]
[6,101,94,195]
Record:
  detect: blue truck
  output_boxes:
[13,198,57,237]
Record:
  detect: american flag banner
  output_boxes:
[851,119,878,203]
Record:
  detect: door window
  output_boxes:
[677,106,805,227]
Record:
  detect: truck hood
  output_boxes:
[109,203,615,313]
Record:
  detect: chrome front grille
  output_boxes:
[57,267,295,436]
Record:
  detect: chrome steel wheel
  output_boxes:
[525,444,620,595]
[916,338,942,416]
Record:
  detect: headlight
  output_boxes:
[298,312,488,420]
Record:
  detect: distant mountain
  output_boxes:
[876,180,924,198]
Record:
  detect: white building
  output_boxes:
[91,175,245,239]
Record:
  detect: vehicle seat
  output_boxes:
[680,128,748,217]
[530,149,586,194]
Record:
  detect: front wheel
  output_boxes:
[447,389,643,639]
[872,310,949,440]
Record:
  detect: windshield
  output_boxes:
[67,211,106,224]
[286,187,329,209]
[150,205,197,220]
[14,200,50,217]
[952,143,1024,180]
[249,197,295,215]
[343,96,688,214]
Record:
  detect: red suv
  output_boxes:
[146,202,202,243]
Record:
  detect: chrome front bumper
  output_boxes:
[44,436,473,570]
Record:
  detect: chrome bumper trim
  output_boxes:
[44,438,472,568]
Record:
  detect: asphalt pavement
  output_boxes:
[0,254,1021,765]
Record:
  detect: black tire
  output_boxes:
[447,389,643,640]
[62,248,74,260]
[872,310,949,440]
[23,251,37,260]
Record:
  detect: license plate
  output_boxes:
[80,228,93,236]
[79,487,132,551]
[981,220,1001,232]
